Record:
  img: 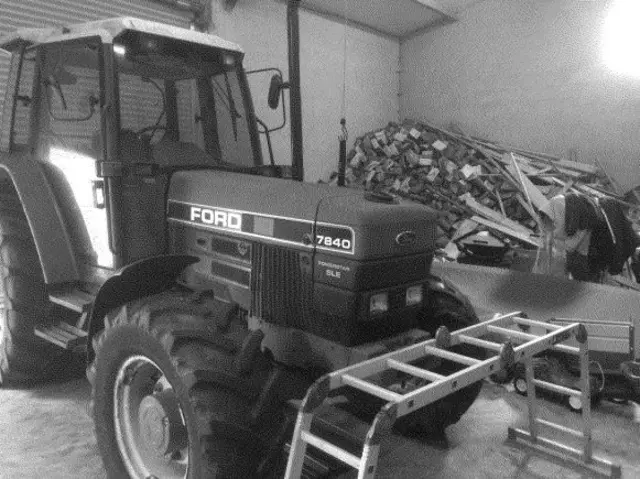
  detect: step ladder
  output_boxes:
[284,312,621,479]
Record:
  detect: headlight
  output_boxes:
[369,292,389,315]
[406,285,423,306]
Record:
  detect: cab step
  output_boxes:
[34,321,88,351]
[49,288,94,313]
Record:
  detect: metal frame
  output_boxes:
[507,318,622,479]
[284,312,622,479]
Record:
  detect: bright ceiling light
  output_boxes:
[603,0,640,77]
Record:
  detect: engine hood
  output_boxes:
[167,170,437,260]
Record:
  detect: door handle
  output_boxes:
[92,180,105,209]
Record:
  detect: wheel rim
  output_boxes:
[514,378,528,394]
[114,355,189,479]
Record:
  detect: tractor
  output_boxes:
[0,8,483,479]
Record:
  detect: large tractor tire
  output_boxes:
[338,293,484,438]
[88,291,289,479]
[393,293,485,436]
[0,190,72,384]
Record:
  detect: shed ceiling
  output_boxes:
[294,0,483,38]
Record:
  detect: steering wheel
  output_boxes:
[135,124,167,142]
[246,165,290,178]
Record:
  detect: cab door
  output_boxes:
[34,39,115,269]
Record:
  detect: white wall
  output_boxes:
[401,0,640,192]
[210,1,400,182]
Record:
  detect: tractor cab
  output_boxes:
[1,18,265,270]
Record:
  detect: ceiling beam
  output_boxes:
[413,0,457,22]
[293,4,397,40]
[274,0,458,39]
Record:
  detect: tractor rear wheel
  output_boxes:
[393,293,485,436]
[88,292,288,478]
[0,190,72,384]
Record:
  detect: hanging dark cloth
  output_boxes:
[593,197,638,275]
[564,193,637,277]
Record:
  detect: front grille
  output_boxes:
[251,243,314,329]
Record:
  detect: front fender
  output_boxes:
[426,273,478,322]
[86,254,198,362]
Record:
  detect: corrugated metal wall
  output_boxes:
[0,0,193,141]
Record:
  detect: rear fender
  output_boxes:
[0,151,79,284]
[86,254,198,362]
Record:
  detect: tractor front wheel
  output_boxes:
[393,293,485,436]
[88,292,288,478]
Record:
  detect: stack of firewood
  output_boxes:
[337,119,630,251]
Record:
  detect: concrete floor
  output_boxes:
[359,382,640,479]
[0,374,639,478]
[1,262,639,478]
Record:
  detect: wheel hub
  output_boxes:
[114,355,189,478]
[138,390,187,456]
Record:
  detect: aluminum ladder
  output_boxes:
[283,311,621,479]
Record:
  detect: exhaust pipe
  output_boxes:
[287,0,304,182]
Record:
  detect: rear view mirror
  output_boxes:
[246,67,287,136]
[268,74,284,110]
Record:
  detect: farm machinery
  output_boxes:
[0,6,485,478]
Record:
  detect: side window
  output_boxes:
[39,43,101,156]
[211,71,254,167]
[0,48,36,151]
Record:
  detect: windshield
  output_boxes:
[114,31,259,168]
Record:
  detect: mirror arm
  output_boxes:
[256,117,275,166]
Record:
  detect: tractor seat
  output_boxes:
[152,137,218,168]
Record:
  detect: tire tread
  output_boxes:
[88,292,286,478]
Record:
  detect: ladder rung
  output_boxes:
[509,427,619,476]
[535,418,583,438]
[423,345,481,366]
[487,325,537,341]
[458,334,503,352]
[489,325,580,355]
[300,431,361,469]
[532,379,581,397]
[341,375,403,402]
[513,316,563,330]
[387,359,446,382]
[553,344,580,355]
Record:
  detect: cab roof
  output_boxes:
[0,17,243,54]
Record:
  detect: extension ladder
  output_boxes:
[283,311,621,479]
